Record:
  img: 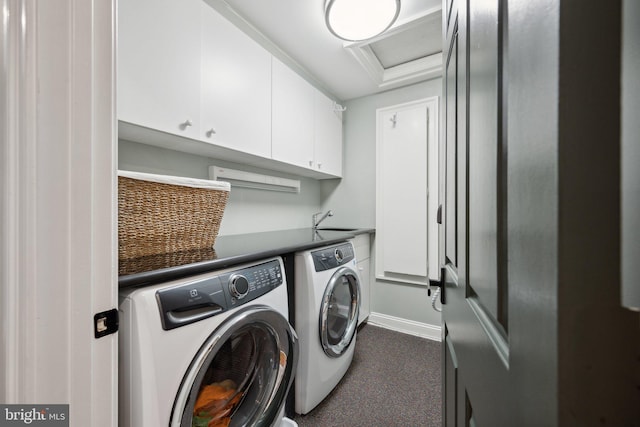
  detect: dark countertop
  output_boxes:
[118,227,374,288]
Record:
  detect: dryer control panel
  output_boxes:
[311,242,355,272]
[156,259,283,330]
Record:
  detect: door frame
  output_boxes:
[1,0,117,424]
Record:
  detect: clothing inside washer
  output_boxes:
[189,325,284,427]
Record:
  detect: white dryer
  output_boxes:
[294,242,361,415]
[119,257,298,427]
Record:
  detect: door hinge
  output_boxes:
[94,308,119,338]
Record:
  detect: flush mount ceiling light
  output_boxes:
[325,0,401,42]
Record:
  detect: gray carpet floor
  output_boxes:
[293,324,442,427]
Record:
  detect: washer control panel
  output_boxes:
[311,242,355,272]
[219,260,283,307]
[156,259,283,330]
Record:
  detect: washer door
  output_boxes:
[319,266,360,357]
[171,305,298,427]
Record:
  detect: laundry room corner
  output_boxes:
[320,79,443,340]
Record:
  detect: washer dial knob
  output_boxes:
[229,274,249,299]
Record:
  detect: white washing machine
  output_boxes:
[294,242,361,414]
[119,257,298,427]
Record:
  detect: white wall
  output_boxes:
[119,140,322,235]
[320,79,443,329]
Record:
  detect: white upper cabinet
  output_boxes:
[118,0,201,140]
[314,92,343,177]
[200,4,272,158]
[272,58,315,170]
[119,0,343,179]
[273,58,343,177]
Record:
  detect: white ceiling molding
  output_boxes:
[344,5,443,90]
[380,53,443,89]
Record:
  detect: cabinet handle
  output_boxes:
[317,162,322,169]
[181,119,193,130]
[308,160,313,167]
[206,128,216,137]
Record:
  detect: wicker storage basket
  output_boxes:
[118,171,230,261]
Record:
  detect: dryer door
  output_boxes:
[171,305,298,427]
[319,266,360,357]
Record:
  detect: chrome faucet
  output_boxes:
[312,210,333,229]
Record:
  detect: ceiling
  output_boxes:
[206,0,443,101]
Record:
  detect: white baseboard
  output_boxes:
[366,312,442,342]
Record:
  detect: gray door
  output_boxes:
[441,1,511,424]
[440,0,639,425]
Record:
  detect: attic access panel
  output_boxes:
[345,6,443,90]
[369,17,442,69]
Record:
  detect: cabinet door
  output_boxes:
[272,58,315,169]
[118,0,201,139]
[314,92,343,177]
[200,4,272,158]
[376,101,430,284]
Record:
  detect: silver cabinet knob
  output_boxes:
[317,162,322,169]
[206,128,216,138]
[308,160,313,167]
[181,119,193,130]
